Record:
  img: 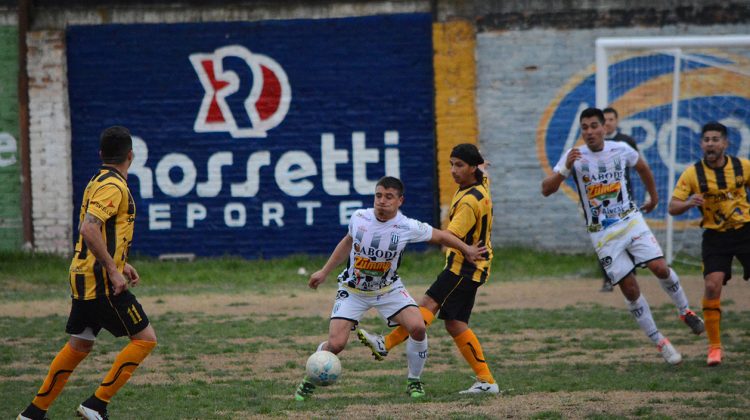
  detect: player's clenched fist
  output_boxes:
[566,147,582,168]
[688,193,705,208]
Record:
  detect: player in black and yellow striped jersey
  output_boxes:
[69,157,136,300]
[443,168,493,283]
[669,121,750,367]
[358,143,500,394]
[18,126,157,420]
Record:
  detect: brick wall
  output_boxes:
[27,30,73,254]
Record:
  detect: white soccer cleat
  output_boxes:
[459,380,500,394]
[356,328,388,360]
[76,404,108,420]
[657,338,682,365]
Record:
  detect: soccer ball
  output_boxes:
[305,350,341,386]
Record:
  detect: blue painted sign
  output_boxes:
[538,52,750,224]
[67,14,436,257]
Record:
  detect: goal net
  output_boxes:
[595,35,750,264]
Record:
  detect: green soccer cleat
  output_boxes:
[407,378,425,398]
[294,376,316,401]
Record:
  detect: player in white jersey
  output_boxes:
[541,107,704,365]
[294,176,486,400]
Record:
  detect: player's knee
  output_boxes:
[141,331,157,343]
[69,337,95,353]
[444,321,466,337]
[132,324,157,342]
[705,275,724,297]
[419,295,439,312]
[408,324,426,341]
[648,260,670,279]
[653,267,670,279]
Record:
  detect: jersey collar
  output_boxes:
[100,165,126,181]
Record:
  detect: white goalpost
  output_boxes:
[595,35,750,264]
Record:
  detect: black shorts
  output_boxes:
[425,269,481,323]
[65,290,150,338]
[702,223,750,283]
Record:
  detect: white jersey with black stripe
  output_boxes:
[338,208,433,292]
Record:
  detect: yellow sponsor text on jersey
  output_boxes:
[587,182,621,200]
[354,256,391,276]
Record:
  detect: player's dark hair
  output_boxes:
[451,143,484,166]
[702,121,728,138]
[451,143,485,183]
[579,107,605,124]
[602,107,618,118]
[100,126,133,164]
[376,176,404,196]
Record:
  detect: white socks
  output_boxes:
[406,336,428,379]
[626,295,664,345]
[658,268,690,315]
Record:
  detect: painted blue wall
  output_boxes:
[67,14,436,258]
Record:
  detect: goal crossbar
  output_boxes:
[596,35,750,107]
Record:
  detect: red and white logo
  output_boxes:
[190,45,291,138]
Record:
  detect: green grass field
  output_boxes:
[3,249,749,418]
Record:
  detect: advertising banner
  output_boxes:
[67,14,436,258]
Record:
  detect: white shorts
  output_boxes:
[590,213,663,285]
[330,279,417,327]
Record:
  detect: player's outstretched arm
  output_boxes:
[309,234,353,289]
[429,229,487,264]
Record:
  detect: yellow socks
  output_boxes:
[383,306,435,351]
[703,298,722,349]
[94,339,156,402]
[384,326,408,351]
[32,343,89,410]
[385,306,435,351]
[418,306,436,327]
[454,328,495,384]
